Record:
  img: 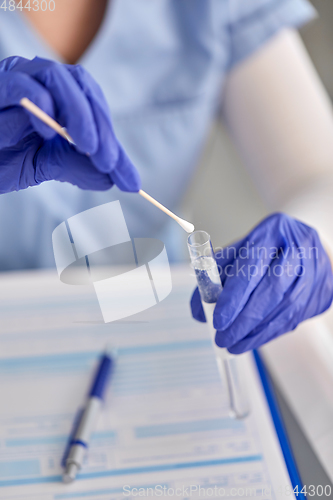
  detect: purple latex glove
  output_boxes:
[0,56,141,193]
[191,213,333,354]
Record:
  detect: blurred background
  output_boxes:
[181,0,333,249]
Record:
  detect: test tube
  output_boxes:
[188,230,250,419]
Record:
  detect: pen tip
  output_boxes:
[105,344,118,358]
[62,463,78,484]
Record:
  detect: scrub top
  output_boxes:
[0,0,315,269]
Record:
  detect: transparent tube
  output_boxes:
[188,230,250,419]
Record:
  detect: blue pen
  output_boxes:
[62,348,115,484]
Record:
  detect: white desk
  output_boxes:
[262,306,333,483]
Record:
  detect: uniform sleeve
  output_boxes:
[227,0,317,70]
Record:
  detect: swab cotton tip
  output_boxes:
[138,190,194,233]
[177,218,195,233]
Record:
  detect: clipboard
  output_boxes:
[254,350,306,500]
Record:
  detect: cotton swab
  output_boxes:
[138,189,194,233]
[19,97,195,233]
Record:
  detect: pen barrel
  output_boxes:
[64,353,112,476]
[65,443,86,470]
[89,355,112,399]
[66,396,102,469]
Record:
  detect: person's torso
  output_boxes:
[0,0,231,269]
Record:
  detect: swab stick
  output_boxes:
[138,190,194,233]
[20,98,195,233]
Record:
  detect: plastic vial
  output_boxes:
[188,230,250,419]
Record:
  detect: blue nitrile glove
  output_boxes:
[191,213,333,354]
[0,56,141,193]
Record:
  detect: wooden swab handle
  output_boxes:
[20,97,74,143]
[139,190,178,222]
[19,98,194,232]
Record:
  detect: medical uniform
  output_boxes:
[0,0,315,268]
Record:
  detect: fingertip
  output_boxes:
[213,285,245,331]
[190,288,206,323]
[213,309,232,332]
[195,315,206,323]
[192,309,207,323]
[116,168,142,192]
[69,120,98,156]
[215,330,233,349]
[227,344,246,355]
[111,148,142,192]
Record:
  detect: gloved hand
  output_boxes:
[0,56,141,193]
[191,213,333,354]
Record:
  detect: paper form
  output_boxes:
[0,266,293,499]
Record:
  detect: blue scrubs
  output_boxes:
[0,0,315,269]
